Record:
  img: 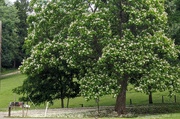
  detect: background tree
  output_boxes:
[166,0,180,65]
[14,0,30,67]
[166,0,180,46]
[0,0,5,6]
[13,0,80,108]
[0,0,19,68]
[13,41,80,108]
[137,0,180,104]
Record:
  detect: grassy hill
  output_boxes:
[0,73,26,110]
[0,72,180,111]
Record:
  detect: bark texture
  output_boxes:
[148,86,153,104]
[149,91,153,104]
[115,78,128,115]
[61,98,64,108]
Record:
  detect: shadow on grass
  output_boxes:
[88,103,180,118]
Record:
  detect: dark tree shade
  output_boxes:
[14,0,30,67]
[0,0,19,68]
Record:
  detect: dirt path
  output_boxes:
[0,107,98,118]
[0,71,20,78]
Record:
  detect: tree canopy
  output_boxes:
[14,0,80,108]
[167,0,180,46]
[15,0,179,115]
[14,40,80,107]
[65,0,179,114]
[14,0,30,67]
[0,0,19,68]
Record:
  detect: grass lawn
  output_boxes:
[49,88,179,109]
[0,72,180,118]
[100,113,180,119]
[0,73,26,110]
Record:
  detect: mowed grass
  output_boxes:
[0,72,180,119]
[50,88,180,108]
[0,72,180,109]
[0,73,26,110]
[96,113,180,119]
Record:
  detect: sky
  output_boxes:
[6,0,31,4]
[5,0,16,3]
[10,0,16,2]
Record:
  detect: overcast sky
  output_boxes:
[5,0,16,3]
[10,0,16,2]
[6,0,31,4]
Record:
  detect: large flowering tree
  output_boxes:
[13,0,80,108]
[65,0,179,115]
[15,0,179,115]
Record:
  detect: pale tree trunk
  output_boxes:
[13,60,16,68]
[115,78,128,115]
[67,97,69,108]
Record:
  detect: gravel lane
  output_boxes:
[0,71,20,78]
[0,107,98,118]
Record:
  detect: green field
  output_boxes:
[0,72,180,118]
[0,73,26,110]
[100,113,180,119]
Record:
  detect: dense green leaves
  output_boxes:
[15,40,80,107]
[0,0,19,68]
[15,0,179,114]
[14,0,30,66]
[167,0,180,45]
[65,0,179,114]
[15,0,81,107]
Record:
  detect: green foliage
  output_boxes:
[16,0,179,114]
[65,0,180,114]
[14,0,30,67]
[0,0,5,6]
[1,72,180,117]
[15,41,80,106]
[65,0,179,100]
[166,0,180,66]
[167,0,180,45]
[15,0,81,107]
[0,73,26,109]
[0,0,20,68]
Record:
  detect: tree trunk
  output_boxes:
[96,97,100,114]
[61,98,64,108]
[148,86,153,104]
[115,78,128,115]
[149,91,153,104]
[13,60,16,68]
[67,97,69,108]
[60,77,64,108]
